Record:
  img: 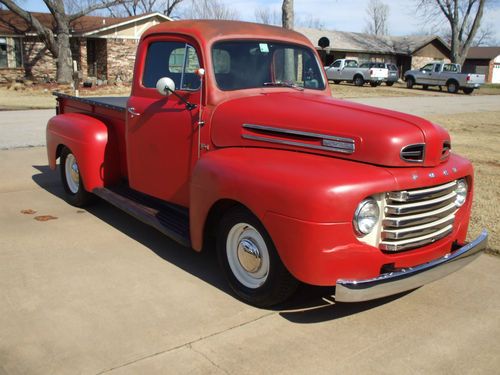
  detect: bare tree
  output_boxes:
[182,0,239,20]
[296,13,324,29]
[416,0,492,65]
[472,23,496,46]
[106,0,184,17]
[282,0,293,29]
[364,0,389,35]
[254,6,280,25]
[0,0,123,83]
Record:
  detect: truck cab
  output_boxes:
[47,20,487,307]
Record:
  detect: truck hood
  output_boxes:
[210,92,451,167]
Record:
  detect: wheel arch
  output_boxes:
[446,78,459,86]
[201,198,248,250]
[46,113,120,191]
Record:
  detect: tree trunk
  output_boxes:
[282,0,293,29]
[56,30,73,83]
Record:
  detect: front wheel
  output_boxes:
[217,207,298,307]
[406,77,414,89]
[385,81,394,86]
[60,147,93,207]
[353,75,365,86]
[463,87,474,95]
[333,80,341,84]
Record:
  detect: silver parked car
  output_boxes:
[404,62,485,94]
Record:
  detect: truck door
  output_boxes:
[430,63,442,85]
[418,63,434,84]
[126,37,202,207]
[328,60,342,80]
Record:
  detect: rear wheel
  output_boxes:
[333,80,341,84]
[423,85,429,90]
[216,207,298,307]
[369,81,380,87]
[463,87,474,95]
[406,77,415,89]
[353,75,365,86]
[447,81,459,94]
[60,147,93,207]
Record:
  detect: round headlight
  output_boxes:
[455,179,468,207]
[353,198,380,236]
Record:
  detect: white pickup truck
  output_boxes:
[325,59,388,87]
[404,62,485,94]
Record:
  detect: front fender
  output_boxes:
[46,113,119,191]
[189,147,395,251]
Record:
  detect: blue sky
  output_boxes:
[20,0,500,41]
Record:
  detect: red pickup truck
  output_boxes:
[46,20,487,307]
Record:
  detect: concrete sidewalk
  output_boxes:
[1,147,499,374]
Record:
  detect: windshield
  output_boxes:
[212,41,325,91]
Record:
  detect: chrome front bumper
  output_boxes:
[335,230,488,303]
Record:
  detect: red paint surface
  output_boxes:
[47,20,476,286]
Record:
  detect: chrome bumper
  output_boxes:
[335,230,488,303]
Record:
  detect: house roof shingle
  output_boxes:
[297,27,449,56]
[466,46,500,60]
[0,10,156,36]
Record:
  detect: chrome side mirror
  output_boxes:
[156,77,176,96]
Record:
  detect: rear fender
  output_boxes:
[46,113,119,191]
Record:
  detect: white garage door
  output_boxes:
[492,63,500,84]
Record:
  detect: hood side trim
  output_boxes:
[242,123,355,154]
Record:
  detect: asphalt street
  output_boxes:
[1,95,500,374]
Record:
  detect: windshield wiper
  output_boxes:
[263,81,304,91]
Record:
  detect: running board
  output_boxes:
[93,187,191,248]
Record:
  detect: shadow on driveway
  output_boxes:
[32,164,414,322]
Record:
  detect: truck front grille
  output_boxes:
[380,181,458,252]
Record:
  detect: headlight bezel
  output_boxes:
[455,178,468,207]
[353,197,380,237]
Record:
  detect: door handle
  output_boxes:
[128,107,141,117]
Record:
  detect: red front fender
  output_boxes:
[46,113,119,191]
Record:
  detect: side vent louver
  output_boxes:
[400,144,425,163]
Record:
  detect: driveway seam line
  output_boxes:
[95,311,274,374]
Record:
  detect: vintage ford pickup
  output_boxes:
[47,20,487,307]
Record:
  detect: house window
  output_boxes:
[0,38,7,68]
[0,37,22,68]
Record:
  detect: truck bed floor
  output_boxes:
[93,185,191,247]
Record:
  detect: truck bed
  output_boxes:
[54,92,128,112]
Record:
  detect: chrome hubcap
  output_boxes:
[65,153,80,194]
[237,238,262,273]
[226,223,270,289]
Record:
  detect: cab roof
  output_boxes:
[141,19,312,47]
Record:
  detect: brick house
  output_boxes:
[298,28,451,77]
[463,47,500,84]
[0,10,171,84]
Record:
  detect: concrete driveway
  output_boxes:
[1,95,500,374]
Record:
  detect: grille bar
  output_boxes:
[381,181,458,252]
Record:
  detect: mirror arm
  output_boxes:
[164,88,197,110]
